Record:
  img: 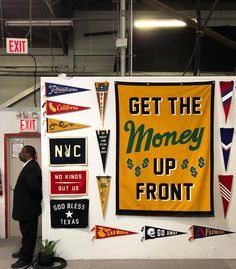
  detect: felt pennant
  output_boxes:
[96,130,110,172]
[46,100,90,115]
[95,81,109,125]
[45,82,90,97]
[219,175,233,218]
[189,225,234,241]
[96,176,111,218]
[220,128,234,171]
[141,225,186,241]
[46,118,90,133]
[220,81,234,122]
[91,225,138,240]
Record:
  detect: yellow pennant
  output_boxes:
[46,118,90,133]
[96,176,111,218]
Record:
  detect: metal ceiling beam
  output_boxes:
[141,0,236,50]
[0,82,40,107]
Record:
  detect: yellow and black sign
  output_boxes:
[115,81,214,216]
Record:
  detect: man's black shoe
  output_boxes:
[12,252,20,259]
[11,259,31,268]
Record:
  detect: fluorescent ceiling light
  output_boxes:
[5,20,73,27]
[134,19,186,28]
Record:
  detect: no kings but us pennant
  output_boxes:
[50,199,89,228]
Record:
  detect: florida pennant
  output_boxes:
[219,175,233,218]
[220,81,234,122]
[220,128,234,171]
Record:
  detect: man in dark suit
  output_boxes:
[11,145,42,269]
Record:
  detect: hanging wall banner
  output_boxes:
[49,137,87,166]
[50,170,88,196]
[95,81,109,125]
[91,225,138,240]
[50,199,89,228]
[96,176,111,218]
[96,130,110,171]
[220,81,234,122]
[115,81,214,216]
[45,82,90,97]
[220,128,234,171]
[141,225,186,241]
[46,118,90,133]
[189,225,234,241]
[218,175,233,218]
[46,100,90,115]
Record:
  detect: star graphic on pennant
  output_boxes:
[65,210,73,218]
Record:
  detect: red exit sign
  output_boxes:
[6,38,28,54]
[19,119,38,132]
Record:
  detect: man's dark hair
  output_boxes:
[24,145,36,159]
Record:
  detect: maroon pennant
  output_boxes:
[219,175,233,218]
[220,81,234,123]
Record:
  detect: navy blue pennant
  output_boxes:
[220,128,234,171]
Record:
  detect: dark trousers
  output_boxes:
[19,217,38,262]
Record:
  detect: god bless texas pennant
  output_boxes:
[141,225,186,241]
[189,225,234,241]
[46,100,90,115]
[96,176,111,218]
[220,81,234,122]
[46,118,90,133]
[91,225,138,240]
[45,82,90,97]
[95,81,109,125]
[96,130,110,172]
[219,175,233,218]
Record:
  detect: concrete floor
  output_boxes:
[1,238,236,269]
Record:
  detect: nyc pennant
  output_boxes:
[49,137,87,166]
[45,82,90,97]
[189,225,234,240]
[50,199,89,228]
[115,81,214,216]
[46,118,90,133]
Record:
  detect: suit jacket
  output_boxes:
[12,160,42,221]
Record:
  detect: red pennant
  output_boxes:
[219,175,233,218]
[46,100,89,115]
[91,225,138,239]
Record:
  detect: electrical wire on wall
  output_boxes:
[183,0,219,75]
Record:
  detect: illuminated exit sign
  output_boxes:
[6,38,28,54]
[19,119,38,132]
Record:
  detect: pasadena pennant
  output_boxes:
[141,225,186,241]
[189,225,234,240]
[219,175,233,218]
[95,81,109,125]
[45,82,90,97]
[96,176,111,218]
[50,199,89,228]
[46,118,90,133]
[91,225,138,240]
[220,81,234,122]
[49,137,87,166]
[46,100,90,115]
[50,170,88,196]
[220,128,234,171]
[115,81,214,216]
[96,130,110,171]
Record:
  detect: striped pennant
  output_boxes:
[220,81,234,123]
[220,128,234,171]
[219,175,233,218]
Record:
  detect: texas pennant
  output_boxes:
[219,175,233,218]
[91,225,138,240]
[50,199,89,228]
[96,130,110,171]
[96,176,111,218]
[46,118,90,133]
[95,81,109,125]
[220,128,234,171]
[189,225,234,241]
[45,82,90,97]
[141,225,186,241]
[46,100,90,115]
[220,81,234,122]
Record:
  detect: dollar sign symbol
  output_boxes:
[135,166,141,177]
[198,157,205,168]
[181,159,189,169]
[127,158,134,169]
[142,158,149,168]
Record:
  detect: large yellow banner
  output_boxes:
[115,82,214,216]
